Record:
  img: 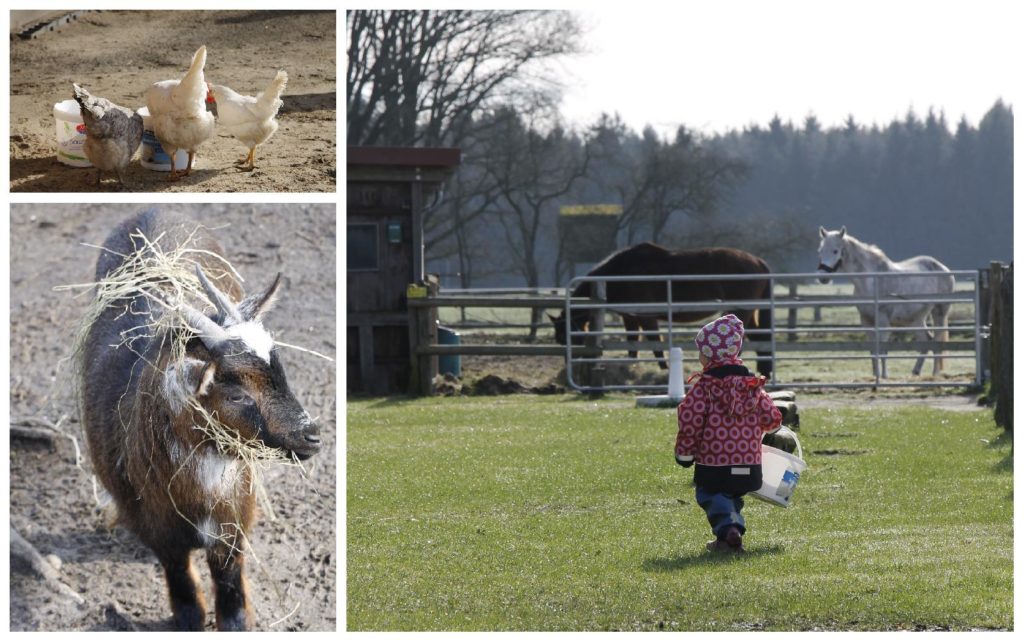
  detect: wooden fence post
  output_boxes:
[988,262,1012,432]
[408,275,440,396]
[978,268,992,383]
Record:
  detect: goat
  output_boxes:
[79,210,321,631]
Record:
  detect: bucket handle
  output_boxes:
[793,431,803,461]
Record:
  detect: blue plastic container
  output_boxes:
[437,325,461,376]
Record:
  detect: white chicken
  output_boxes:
[209,70,288,172]
[145,45,216,181]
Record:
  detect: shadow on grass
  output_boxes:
[986,430,1013,474]
[643,544,785,572]
[357,396,419,409]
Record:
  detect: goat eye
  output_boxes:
[228,393,249,404]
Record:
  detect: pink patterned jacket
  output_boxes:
[675,367,782,469]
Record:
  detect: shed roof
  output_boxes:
[347,146,461,169]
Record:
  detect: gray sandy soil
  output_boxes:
[10,10,336,192]
[9,204,337,631]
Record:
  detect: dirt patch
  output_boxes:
[10,10,336,193]
[454,339,985,412]
[9,204,337,631]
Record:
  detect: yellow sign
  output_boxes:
[559,204,623,216]
[406,284,428,299]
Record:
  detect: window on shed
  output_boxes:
[347,223,379,271]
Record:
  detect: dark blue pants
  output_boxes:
[695,487,746,538]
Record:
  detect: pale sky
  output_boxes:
[556,1,1020,136]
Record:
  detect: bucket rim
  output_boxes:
[765,429,803,460]
[762,444,807,470]
[53,99,84,121]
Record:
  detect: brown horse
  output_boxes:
[550,242,774,377]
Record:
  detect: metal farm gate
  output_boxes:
[562,270,984,393]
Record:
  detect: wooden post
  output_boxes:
[408,275,440,396]
[977,268,992,383]
[988,262,1012,432]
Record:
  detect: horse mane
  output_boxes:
[843,232,892,267]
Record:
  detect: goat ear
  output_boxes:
[178,359,216,397]
[163,358,216,412]
[819,226,827,238]
[195,362,216,397]
[839,225,847,237]
[238,272,283,322]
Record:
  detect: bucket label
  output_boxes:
[778,470,800,499]
[142,130,172,163]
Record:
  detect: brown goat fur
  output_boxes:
[80,210,320,630]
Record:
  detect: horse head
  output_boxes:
[549,311,586,346]
[817,225,847,284]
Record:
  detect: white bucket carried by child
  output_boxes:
[751,432,807,508]
[137,106,192,172]
[53,99,91,167]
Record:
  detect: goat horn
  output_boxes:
[181,303,231,352]
[194,264,241,325]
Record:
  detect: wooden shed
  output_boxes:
[347,146,461,395]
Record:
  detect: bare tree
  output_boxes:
[347,10,584,147]
[480,107,590,338]
[585,117,747,246]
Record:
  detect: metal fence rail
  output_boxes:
[563,270,983,392]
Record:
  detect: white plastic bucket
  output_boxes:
[53,99,91,167]
[137,106,192,172]
[751,434,806,508]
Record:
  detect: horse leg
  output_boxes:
[863,315,881,380]
[623,315,639,360]
[911,314,929,376]
[876,311,891,379]
[641,317,666,369]
[932,303,951,374]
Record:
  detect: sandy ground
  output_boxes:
[10,10,336,193]
[9,204,337,631]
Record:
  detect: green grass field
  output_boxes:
[347,396,1012,631]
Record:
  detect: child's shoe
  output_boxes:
[724,526,745,553]
[706,526,745,554]
[706,539,734,553]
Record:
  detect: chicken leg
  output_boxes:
[242,147,256,172]
[166,149,180,181]
[185,151,195,177]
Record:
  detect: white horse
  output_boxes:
[817,226,955,378]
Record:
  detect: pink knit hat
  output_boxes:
[694,314,745,364]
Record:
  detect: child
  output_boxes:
[675,314,782,553]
